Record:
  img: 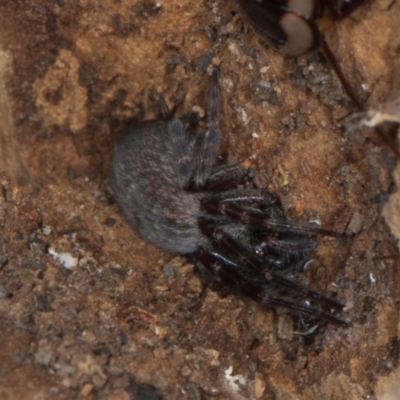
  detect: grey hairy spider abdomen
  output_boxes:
[111,121,207,254]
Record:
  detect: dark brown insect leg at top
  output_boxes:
[238,0,400,157]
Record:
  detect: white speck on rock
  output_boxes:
[49,248,78,269]
[41,225,51,235]
[369,273,376,284]
[224,366,246,393]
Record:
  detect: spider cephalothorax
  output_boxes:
[110,69,348,328]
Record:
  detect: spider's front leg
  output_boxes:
[197,218,349,327]
[201,194,341,238]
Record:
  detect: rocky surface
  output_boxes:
[0,1,399,399]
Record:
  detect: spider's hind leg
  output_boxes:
[167,68,223,190]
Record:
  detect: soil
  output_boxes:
[0,1,399,399]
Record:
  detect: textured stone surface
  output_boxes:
[0,1,399,399]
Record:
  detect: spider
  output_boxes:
[110,69,349,328]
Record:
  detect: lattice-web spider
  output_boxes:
[110,68,348,328]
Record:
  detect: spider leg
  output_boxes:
[158,93,201,124]
[158,93,174,121]
[201,197,341,237]
[256,234,317,254]
[197,247,349,327]
[167,119,197,188]
[168,67,222,190]
[202,165,256,192]
[202,188,279,208]
[168,68,257,192]
[190,68,222,189]
[198,217,346,312]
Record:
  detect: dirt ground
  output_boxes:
[0,1,400,399]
